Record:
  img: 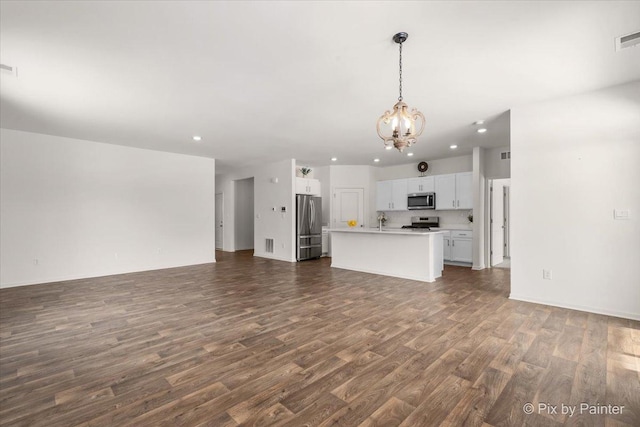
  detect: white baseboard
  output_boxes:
[509,293,640,321]
[0,260,216,289]
[253,253,296,263]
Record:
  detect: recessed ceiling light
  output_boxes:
[374,158,380,162]
[474,120,485,125]
[407,152,414,157]
[450,145,458,149]
[385,146,393,150]
[477,128,487,133]
[192,135,202,141]
[331,157,337,162]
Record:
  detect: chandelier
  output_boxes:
[376,32,426,152]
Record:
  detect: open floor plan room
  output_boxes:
[1,252,638,426]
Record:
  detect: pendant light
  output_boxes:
[376,32,426,152]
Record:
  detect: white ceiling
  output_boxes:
[1,1,639,174]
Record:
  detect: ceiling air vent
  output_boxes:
[500,151,511,160]
[0,63,18,77]
[616,31,640,51]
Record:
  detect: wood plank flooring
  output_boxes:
[1,250,638,426]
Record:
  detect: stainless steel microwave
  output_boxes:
[407,192,436,210]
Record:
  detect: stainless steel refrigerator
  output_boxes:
[296,194,322,261]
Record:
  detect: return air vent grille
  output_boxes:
[500,151,511,160]
[265,238,274,253]
[616,31,640,51]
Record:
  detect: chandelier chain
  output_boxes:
[398,41,403,102]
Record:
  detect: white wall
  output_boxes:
[0,129,215,288]
[375,155,472,180]
[484,146,511,179]
[510,81,640,320]
[216,159,296,262]
[472,147,486,270]
[234,178,254,250]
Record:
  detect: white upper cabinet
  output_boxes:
[376,171,472,212]
[376,179,407,211]
[435,174,456,209]
[455,172,473,209]
[407,176,434,194]
[435,172,472,210]
[296,177,321,195]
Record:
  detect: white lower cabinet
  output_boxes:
[443,233,452,261]
[442,230,472,264]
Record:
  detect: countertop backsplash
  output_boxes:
[381,209,473,230]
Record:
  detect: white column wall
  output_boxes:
[510,81,640,320]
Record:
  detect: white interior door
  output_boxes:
[215,193,223,249]
[333,188,364,228]
[491,181,505,266]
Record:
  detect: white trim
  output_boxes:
[253,253,296,263]
[0,261,216,289]
[509,293,640,321]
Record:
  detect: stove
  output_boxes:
[401,216,440,230]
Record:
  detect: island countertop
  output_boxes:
[329,228,446,236]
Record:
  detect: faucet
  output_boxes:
[379,219,383,231]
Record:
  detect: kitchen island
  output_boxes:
[329,228,445,282]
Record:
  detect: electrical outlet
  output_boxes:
[543,269,552,280]
[33,258,39,265]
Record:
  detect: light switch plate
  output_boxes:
[614,209,630,220]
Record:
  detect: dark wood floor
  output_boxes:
[1,251,638,427]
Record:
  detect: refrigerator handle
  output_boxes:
[310,199,315,231]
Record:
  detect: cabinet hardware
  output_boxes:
[457,200,460,207]
[452,200,455,207]
[452,241,455,246]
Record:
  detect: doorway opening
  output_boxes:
[234,177,255,253]
[215,193,223,250]
[489,178,511,269]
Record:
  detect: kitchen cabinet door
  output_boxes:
[307,179,321,196]
[391,179,408,210]
[455,172,472,209]
[451,237,472,263]
[407,176,434,194]
[443,236,451,261]
[435,174,456,210]
[376,181,393,211]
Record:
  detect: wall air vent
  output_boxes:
[616,31,640,51]
[500,151,511,160]
[265,238,274,253]
[0,63,18,77]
